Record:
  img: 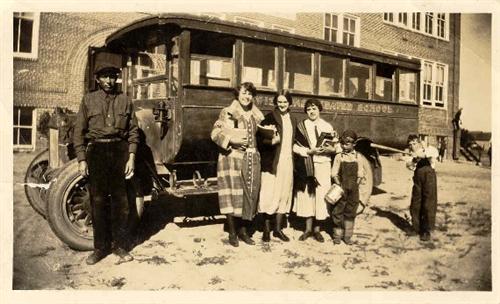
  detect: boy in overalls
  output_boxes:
[330,130,364,245]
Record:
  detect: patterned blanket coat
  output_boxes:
[211,100,264,220]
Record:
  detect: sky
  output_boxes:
[459,14,492,132]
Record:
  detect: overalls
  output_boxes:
[331,160,360,227]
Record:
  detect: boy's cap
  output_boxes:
[94,63,121,76]
[93,52,122,75]
[341,129,357,142]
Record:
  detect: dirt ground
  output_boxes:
[12,150,492,291]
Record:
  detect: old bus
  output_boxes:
[25,14,420,250]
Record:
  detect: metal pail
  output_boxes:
[325,183,344,204]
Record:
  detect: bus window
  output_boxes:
[190,33,233,87]
[319,54,345,96]
[348,61,372,99]
[284,49,313,93]
[242,42,276,89]
[128,45,168,100]
[374,64,395,102]
[132,46,166,80]
[399,69,417,104]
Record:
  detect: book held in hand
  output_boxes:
[257,124,277,139]
[316,132,337,148]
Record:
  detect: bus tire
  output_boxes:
[47,160,93,251]
[358,154,373,206]
[24,149,50,218]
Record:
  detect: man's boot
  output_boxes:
[86,249,109,265]
[343,220,355,245]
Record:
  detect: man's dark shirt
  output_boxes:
[73,89,139,162]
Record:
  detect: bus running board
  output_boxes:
[165,170,218,197]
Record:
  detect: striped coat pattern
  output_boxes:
[211,100,264,220]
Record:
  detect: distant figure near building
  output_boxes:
[452,108,463,160]
[488,142,492,166]
[438,137,447,162]
[452,108,463,131]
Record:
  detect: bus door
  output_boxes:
[121,39,180,171]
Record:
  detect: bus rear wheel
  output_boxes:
[358,154,373,206]
[47,160,94,251]
[24,149,50,218]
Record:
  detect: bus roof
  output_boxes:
[105,13,421,70]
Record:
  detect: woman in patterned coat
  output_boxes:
[211,82,264,247]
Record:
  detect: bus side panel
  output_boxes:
[330,114,418,150]
[133,98,179,166]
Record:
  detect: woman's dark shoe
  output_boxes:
[313,231,325,243]
[85,250,108,265]
[228,234,239,247]
[262,231,271,242]
[238,232,255,245]
[298,231,313,241]
[273,230,290,242]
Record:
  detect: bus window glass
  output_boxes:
[190,33,233,87]
[284,49,313,93]
[242,42,276,89]
[348,61,372,99]
[374,64,395,101]
[131,46,166,80]
[399,69,417,103]
[133,82,167,100]
[128,45,168,100]
[319,55,344,96]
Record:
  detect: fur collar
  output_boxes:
[226,99,264,123]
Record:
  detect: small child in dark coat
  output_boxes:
[330,130,364,245]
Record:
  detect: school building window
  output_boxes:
[398,13,408,26]
[13,12,40,59]
[411,13,421,31]
[14,106,36,150]
[422,60,448,108]
[383,13,393,22]
[324,13,360,47]
[383,12,449,41]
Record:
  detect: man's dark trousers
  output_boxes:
[87,140,130,252]
[410,165,437,235]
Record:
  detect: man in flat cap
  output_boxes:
[73,61,139,265]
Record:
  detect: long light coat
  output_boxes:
[211,100,264,220]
